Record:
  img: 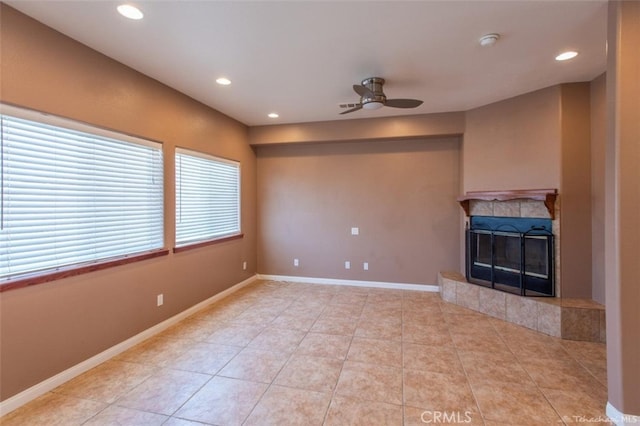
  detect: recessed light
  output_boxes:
[117,4,143,20]
[216,77,231,86]
[267,113,279,118]
[479,33,500,47]
[555,51,578,61]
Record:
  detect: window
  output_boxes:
[0,105,164,282]
[175,148,240,247]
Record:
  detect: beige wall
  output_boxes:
[249,113,465,145]
[559,83,592,299]
[0,5,256,400]
[462,86,562,192]
[462,84,596,299]
[590,73,606,304]
[605,1,640,416]
[256,138,461,285]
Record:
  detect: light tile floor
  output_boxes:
[1,280,609,425]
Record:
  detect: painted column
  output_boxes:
[605,1,640,424]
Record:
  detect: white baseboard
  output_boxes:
[257,274,439,292]
[607,402,640,426]
[0,274,259,417]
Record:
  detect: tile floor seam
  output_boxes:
[567,347,607,388]
[165,370,217,421]
[61,394,107,426]
[489,317,569,425]
[450,327,486,425]
[320,313,358,425]
[112,368,215,419]
[401,303,407,426]
[239,322,307,425]
[236,380,271,426]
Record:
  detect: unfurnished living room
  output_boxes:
[0,1,638,425]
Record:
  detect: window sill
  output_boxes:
[0,249,170,293]
[173,233,244,253]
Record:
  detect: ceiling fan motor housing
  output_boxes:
[361,77,386,107]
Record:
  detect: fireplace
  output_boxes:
[466,216,555,296]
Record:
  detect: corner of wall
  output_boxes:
[559,82,593,299]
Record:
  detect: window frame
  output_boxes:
[0,104,168,291]
[174,147,242,252]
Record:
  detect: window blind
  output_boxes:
[0,106,164,281]
[175,148,240,246]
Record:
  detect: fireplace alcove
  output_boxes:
[459,189,558,297]
[440,188,606,343]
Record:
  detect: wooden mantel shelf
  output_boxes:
[457,189,558,219]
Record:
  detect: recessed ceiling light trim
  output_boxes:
[479,33,500,47]
[267,113,279,118]
[117,4,144,20]
[216,77,231,86]
[555,51,578,61]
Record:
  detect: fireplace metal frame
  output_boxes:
[465,217,555,297]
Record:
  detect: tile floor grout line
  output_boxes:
[319,298,360,426]
[401,290,407,426]
[488,308,572,425]
[240,290,312,425]
[451,327,486,426]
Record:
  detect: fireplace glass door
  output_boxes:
[466,217,554,296]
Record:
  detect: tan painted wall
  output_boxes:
[462,85,597,299]
[256,138,461,285]
[559,83,592,299]
[0,5,256,400]
[249,113,465,145]
[590,73,606,304]
[463,86,562,192]
[605,1,640,416]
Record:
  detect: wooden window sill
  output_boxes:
[173,233,244,253]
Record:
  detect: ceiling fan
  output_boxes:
[340,77,423,115]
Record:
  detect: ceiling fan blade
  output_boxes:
[340,104,363,115]
[385,99,423,109]
[353,84,374,98]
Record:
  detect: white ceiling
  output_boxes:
[7,1,607,127]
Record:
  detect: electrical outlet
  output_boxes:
[157,294,163,306]
[363,262,369,271]
[345,261,351,269]
[294,258,299,267]
[243,261,247,270]
[351,227,359,235]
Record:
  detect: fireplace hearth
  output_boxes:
[466,216,555,297]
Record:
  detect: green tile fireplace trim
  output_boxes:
[438,271,605,343]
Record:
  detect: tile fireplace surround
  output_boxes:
[438,271,605,343]
[448,190,605,343]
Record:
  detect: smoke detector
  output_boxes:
[479,33,500,47]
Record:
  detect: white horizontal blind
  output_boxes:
[0,107,164,281]
[175,148,240,246]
